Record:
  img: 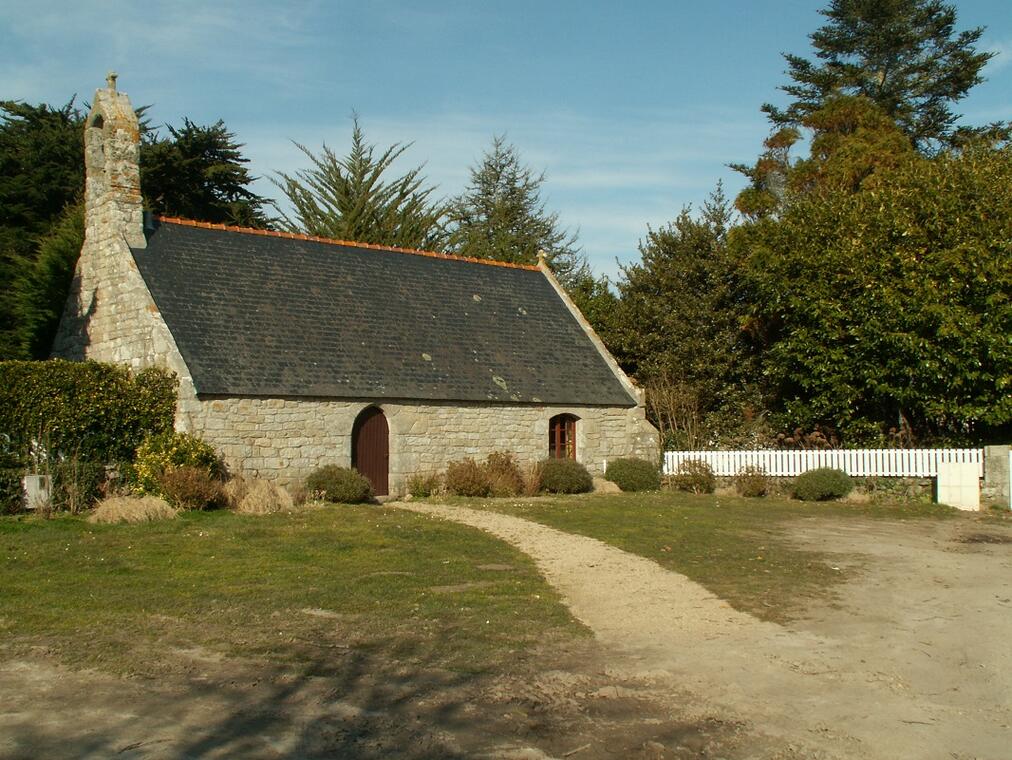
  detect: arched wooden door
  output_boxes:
[352,407,389,496]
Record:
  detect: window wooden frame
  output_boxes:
[548,414,578,459]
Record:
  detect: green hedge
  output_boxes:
[0,359,177,464]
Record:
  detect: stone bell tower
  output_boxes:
[83,72,145,249]
[52,73,158,362]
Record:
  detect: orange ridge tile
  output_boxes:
[154,216,542,271]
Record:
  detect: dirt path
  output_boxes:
[398,502,1012,760]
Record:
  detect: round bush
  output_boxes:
[734,465,770,498]
[539,458,593,494]
[793,467,853,501]
[669,459,716,494]
[133,432,224,495]
[305,465,373,503]
[605,458,661,492]
[444,458,491,497]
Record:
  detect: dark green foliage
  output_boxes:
[274,118,446,249]
[140,118,273,227]
[0,99,85,359]
[444,458,492,498]
[763,0,997,148]
[538,458,593,494]
[0,441,25,514]
[446,135,585,285]
[0,99,84,259]
[604,458,661,492]
[669,459,716,494]
[305,465,373,504]
[734,466,771,498]
[793,468,854,501]
[736,137,1012,444]
[613,186,760,448]
[565,272,621,346]
[0,360,177,465]
[13,202,84,358]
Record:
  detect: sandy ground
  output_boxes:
[398,503,1012,760]
[1,504,1010,759]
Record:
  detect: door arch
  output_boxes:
[352,406,389,496]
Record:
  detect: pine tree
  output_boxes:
[273,118,446,249]
[764,0,996,148]
[446,136,584,284]
[140,119,273,228]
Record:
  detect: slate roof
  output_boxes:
[131,219,636,406]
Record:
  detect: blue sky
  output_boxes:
[3,0,1010,279]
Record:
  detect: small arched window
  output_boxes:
[548,414,578,459]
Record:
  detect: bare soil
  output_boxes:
[2,505,1010,759]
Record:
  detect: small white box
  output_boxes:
[22,474,51,511]
[936,462,980,511]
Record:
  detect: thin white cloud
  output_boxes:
[986,36,1012,71]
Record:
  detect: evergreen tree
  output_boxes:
[764,0,997,148]
[613,186,760,448]
[140,118,273,228]
[733,106,1012,444]
[446,136,584,284]
[274,118,446,249]
[13,202,84,359]
[0,97,270,358]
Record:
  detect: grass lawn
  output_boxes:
[0,504,582,676]
[461,490,956,623]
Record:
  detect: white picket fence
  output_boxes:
[663,448,983,478]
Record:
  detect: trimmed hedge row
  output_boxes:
[0,359,177,464]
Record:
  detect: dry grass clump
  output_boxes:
[223,476,295,515]
[521,460,545,496]
[89,495,177,524]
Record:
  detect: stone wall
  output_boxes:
[181,393,659,495]
[53,77,661,495]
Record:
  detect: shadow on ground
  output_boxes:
[1,636,770,760]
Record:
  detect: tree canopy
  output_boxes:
[446,135,584,284]
[733,118,1011,444]
[140,118,273,227]
[763,0,997,149]
[273,118,446,250]
[610,186,762,448]
[0,97,269,359]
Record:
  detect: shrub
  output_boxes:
[157,466,225,510]
[734,465,770,498]
[0,360,176,465]
[485,452,524,497]
[539,458,593,494]
[670,459,716,494]
[51,459,107,513]
[407,472,443,498]
[305,465,373,503]
[444,458,491,497]
[521,460,544,497]
[605,458,661,492]
[133,432,225,495]
[88,495,177,524]
[0,469,23,515]
[793,468,853,501]
[228,477,294,515]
